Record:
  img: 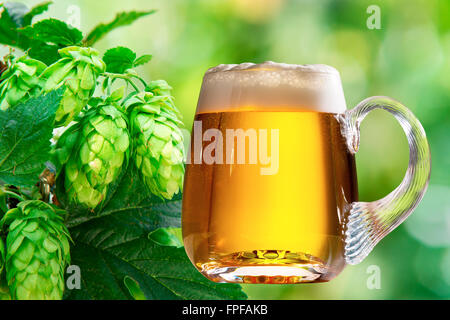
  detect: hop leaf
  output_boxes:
[41,46,106,126]
[103,46,152,74]
[0,55,46,110]
[127,80,185,200]
[1,200,71,300]
[103,46,136,74]
[18,18,83,47]
[0,237,5,274]
[55,103,130,209]
[84,10,156,46]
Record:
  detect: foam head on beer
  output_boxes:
[196,61,347,114]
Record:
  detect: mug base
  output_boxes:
[197,250,336,284]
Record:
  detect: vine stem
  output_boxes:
[106,77,111,96]
[128,74,149,88]
[102,72,141,92]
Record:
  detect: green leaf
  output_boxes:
[66,237,247,300]
[63,165,247,300]
[1,1,51,29]
[17,18,83,64]
[19,18,83,47]
[0,275,10,300]
[109,86,126,102]
[124,276,146,300]
[0,236,5,272]
[103,47,136,74]
[27,41,60,65]
[3,2,28,28]
[134,54,152,67]
[149,227,183,248]
[84,10,156,46]
[0,189,7,214]
[60,164,180,227]
[0,3,23,46]
[103,47,152,74]
[0,2,60,61]
[0,89,64,187]
[23,1,52,26]
[87,97,104,109]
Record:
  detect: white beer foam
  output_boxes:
[197,61,347,114]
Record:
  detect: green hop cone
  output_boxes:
[1,200,71,300]
[126,80,185,200]
[0,55,46,110]
[55,104,130,208]
[42,46,106,126]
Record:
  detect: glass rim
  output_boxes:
[205,61,340,76]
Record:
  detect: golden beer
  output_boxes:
[183,110,357,283]
[182,62,431,284]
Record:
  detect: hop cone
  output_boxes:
[1,201,71,300]
[0,55,46,110]
[55,104,130,208]
[42,46,105,126]
[126,80,185,200]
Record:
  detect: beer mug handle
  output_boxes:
[339,96,431,265]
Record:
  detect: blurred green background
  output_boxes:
[14,0,450,299]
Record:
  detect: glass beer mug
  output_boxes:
[182,62,431,284]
